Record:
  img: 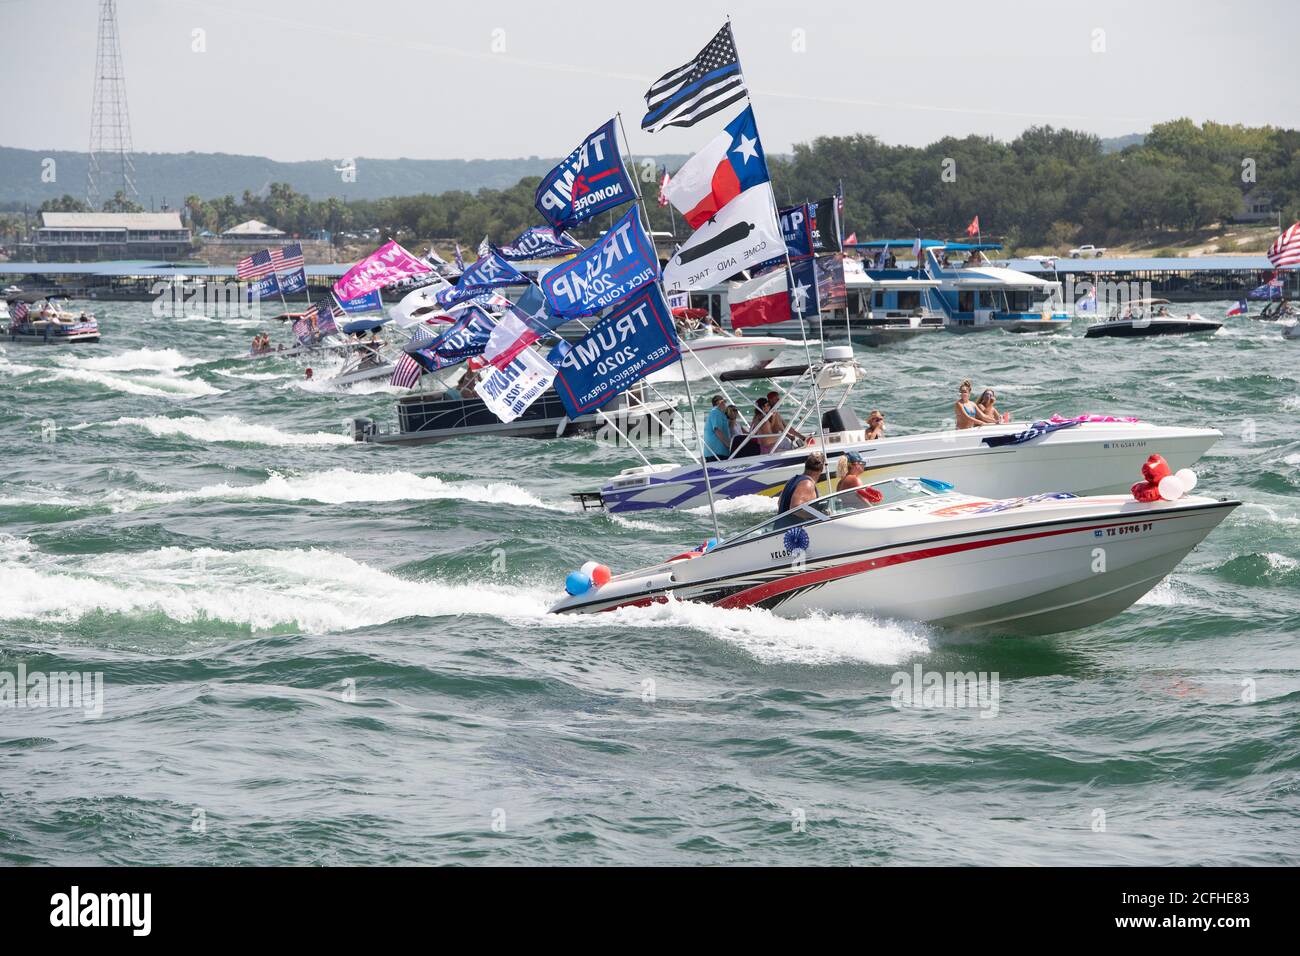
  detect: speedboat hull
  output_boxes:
[5,323,100,344]
[552,490,1239,636]
[597,420,1221,513]
[646,333,789,382]
[1085,318,1222,338]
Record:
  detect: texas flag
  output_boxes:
[663,106,769,229]
[727,267,789,329]
[1226,300,1247,317]
[482,305,541,370]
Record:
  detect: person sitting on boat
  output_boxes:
[751,397,777,453]
[776,452,826,525]
[955,380,984,429]
[865,410,886,440]
[765,391,808,449]
[976,389,1009,424]
[835,451,885,506]
[703,395,731,461]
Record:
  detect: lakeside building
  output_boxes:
[1004,255,1293,302]
[19,212,194,262]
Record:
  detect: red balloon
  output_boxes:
[1131,479,1161,502]
[1141,454,1172,485]
[591,564,612,587]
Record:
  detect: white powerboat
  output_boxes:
[1282,322,1300,341]
[552,477,1239,635]
[1084,299,1221,338]
[583,350,1220,514]
[647,325,791,383]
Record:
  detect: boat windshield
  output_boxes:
[723,477,945,546]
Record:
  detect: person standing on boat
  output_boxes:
[955,380,984,429]
[777,453,826,521]
[703,395,731,461]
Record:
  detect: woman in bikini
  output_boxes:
[955,379,984,429]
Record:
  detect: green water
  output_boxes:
[1,302,1297,865]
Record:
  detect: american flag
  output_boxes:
[270,242,304,273]
[1267,222,1300,268]
[237,249,275,279]
[313,300,339,336]
[12,302,29,321]
[292,304,319,343]
[389,354,423,389]
[642,23,748,133]
[657,165,670,207]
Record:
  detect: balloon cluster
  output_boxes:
[565,560,612,596]
[1131,454,1198,502]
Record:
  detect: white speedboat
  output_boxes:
[646,324,791,383]
[584,351,1220,514]
[551,477,1239,635]
[1084,299,1221,338]
[1282,322,1300,341]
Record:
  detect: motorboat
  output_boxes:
[580,349,1220,514]
[352,381,677,446]
[1083,299,1221,338]
[1282,322,1300,341]
[646,314,791,383]
[3,296,100,345]
[551,476,1240,635]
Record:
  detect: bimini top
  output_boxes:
[341,317,392,334]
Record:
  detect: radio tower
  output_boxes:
[86,0,137,210]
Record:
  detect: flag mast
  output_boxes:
[616,110,723,542]
[725,16,827,460]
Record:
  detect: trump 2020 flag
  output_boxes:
[548,285,681,419]
[436,248,527,308]
[333,288,384,314]
[475,347,556,424]
[333,241,433,302]
[278,267,308,295]
[663,107,769,229]
[535,119,635,232]
[541,205,661,318]
[662,182,784,293]
[409,305,497,372]
[246,271,281,302]
[498,226,584,261]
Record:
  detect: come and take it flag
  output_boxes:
[663,106,768,228]
[966,216,980,237]
[727,267,789,329]
[548,284,681,420]
[475,347,557,424]
[541,205,661,318]
[333,241,433,302]
[662,181,784,293]
[535,118,635,232]
[1268,222,1300,268]
[642,22,747,133]
[388,281,452,328]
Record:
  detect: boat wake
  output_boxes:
[107,414,352,446]
[0,536,930,663]
[53,347,196,373]
[34,365,221,399]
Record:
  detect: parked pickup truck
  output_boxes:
[1069,244,1107,258]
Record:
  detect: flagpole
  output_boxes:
[726,17,827,462]
[617,110,722,542]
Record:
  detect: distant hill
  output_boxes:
[0,146,684,205]
[1100,133,1146,154]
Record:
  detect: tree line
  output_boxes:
[12,119,1299,254]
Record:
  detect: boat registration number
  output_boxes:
[1094,521,1153,538]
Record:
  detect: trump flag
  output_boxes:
[535,119,635,232]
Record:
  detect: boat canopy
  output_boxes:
[851,239,1003,252]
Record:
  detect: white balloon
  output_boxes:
[1158,474,1185,501]
[1175,468,1197,492]
[579,560,600,576]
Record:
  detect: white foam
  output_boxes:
[108,415,352,446]
[34,366,221,398]
[54,347,194,372]
[91,467,562,511]
[212,369,288,382]
[686,494,777,517]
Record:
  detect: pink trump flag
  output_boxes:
[333,241,433,303]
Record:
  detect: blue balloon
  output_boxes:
[565,571,592,595]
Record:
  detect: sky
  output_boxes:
[0,0,1296,163]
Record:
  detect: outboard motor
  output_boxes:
[821,407,862,435]
[350,417,376,443]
